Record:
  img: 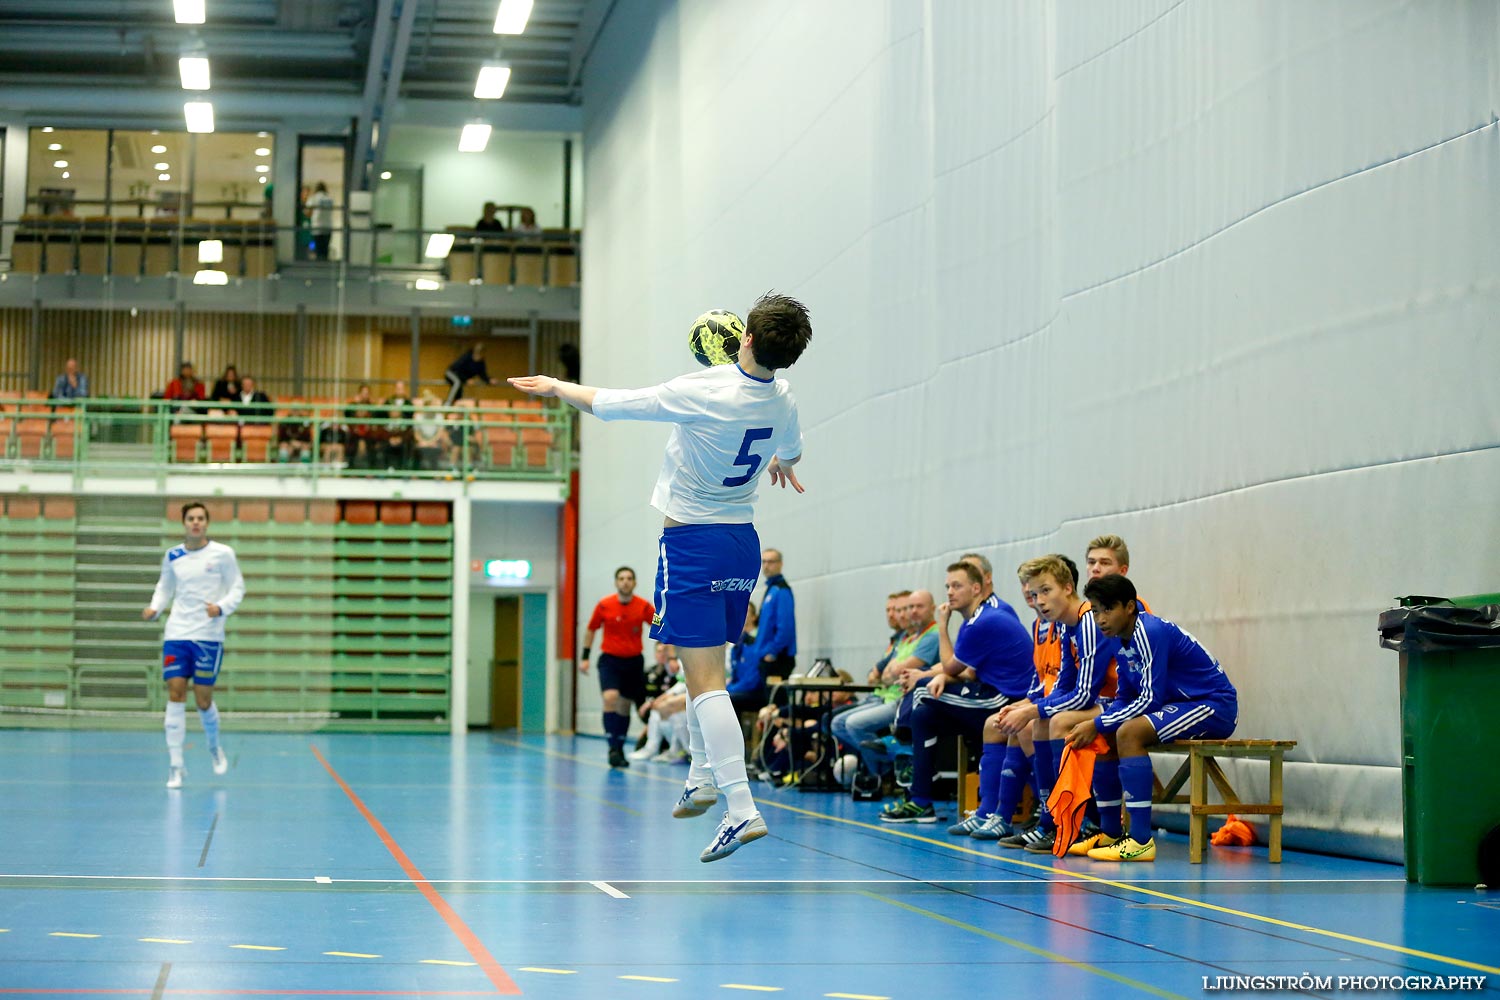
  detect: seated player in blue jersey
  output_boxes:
[990,555,1118,850]
[880,561,1035,823]
[1063,573,1238,862]
[509,293,812,862]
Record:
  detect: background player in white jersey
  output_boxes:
[510,292,812,862]
[141,502,246,789]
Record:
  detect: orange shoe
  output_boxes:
[1068,831,1118,857]
[1087,836,1155,862]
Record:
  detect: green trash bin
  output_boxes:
[1379,594,1500,886]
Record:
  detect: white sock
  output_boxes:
[668,715,689,754]
[645,710,662,752]
[164,701,186,767]
[693,690,756,820]
[684,693,712,786]
[198,702,221,753]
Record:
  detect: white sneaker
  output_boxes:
[651,750,686,765]
[211,747,229,775]
[627,746,656,761]
[700,812,768,863]
[672,781,719,818]
[166,766,185,789]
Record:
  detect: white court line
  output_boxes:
[314,876,333,884]
[0,873,1406,885]
[590,880,630,898]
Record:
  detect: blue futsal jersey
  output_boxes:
[952,595,1035,699]
[1096,612,1237,734]
[1036,608,1123,718]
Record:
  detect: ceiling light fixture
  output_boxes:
[198,240,223,265]
[53,160,68,168]
[184,101,214,134]
[475,64,511,99]
[61,171,70,179]
[159,173,172,181]
[458,122,491,153]
[379,171,392,180]
[258,176,267,184]
[174,0,205,25]
[155,162,171,171]
[41,127,54,133]
[425,233,455,259]
[415,278,442,291]
[254,147,270,156]
[47,143,61,151]
[254,164,270,173]
[193,269,229,286]
[493,0,533,34]
[179,56,211,90]
[151,144,167,154]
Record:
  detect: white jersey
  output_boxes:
[149,540,246,642]
[592,363,802,524]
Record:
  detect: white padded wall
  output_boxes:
[576,0,1500,857]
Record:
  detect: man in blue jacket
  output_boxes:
[756,548,796,679]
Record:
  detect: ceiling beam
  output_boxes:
[350,0,399,194]
[368,0,421,185]
[566,0,616,94]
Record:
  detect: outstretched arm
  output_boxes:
[508,375,597,415]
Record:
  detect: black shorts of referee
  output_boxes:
[595,652,647,705]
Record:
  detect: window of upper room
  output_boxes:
[193,131,275,221]
[26,128,108,217]
[25,128,274,221]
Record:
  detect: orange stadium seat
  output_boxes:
[521,427,553,467]
[7,495,42,519]
[343,500,377,525]
[414,502,449,526]
[170,423,204,462]
[205,422,239,462]
[237,500,270,523]
[273,501,307,524]
[380,502,413,526]
[43,496,76,520]
[240,423,275,462]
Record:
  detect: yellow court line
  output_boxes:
[49,932,100,938]
[861,891,1186,999]
[619,975,679,982]
[324,951,381,959]
[497,736,1500,978]
[421,959,477,967]
[230,944,286,951]
[518,967,577,975]
[721,986,782,993]
[139,938,193,945]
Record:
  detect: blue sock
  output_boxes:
[1035,740,1064,831]
[997,745,1031,828]
[1094,758,1123,836]
[1119,756,1154,841]
[603,711,627,750]
[978,742,1006,819]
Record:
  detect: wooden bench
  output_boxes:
[1151,739,1296,863]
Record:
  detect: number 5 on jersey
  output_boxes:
[723,427,774,487]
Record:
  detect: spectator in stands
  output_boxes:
[344,384,381,469]
[411,390,449,470]
[165,363,206,404]
[756,548,796,679]
[473,201,506,233]
[383,379,414,469]
[1061,573,1238,862]
[514,207,542,235]
[633,649,690,763]
[232,376,272,429]
[309,182,334,260]
[726,601,764,715]
[211,365,241,403]
[51,358,89,400]
[832,590,940,795]
[880,562,1034,824]
[444,342,500,404]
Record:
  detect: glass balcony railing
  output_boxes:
[0,396,573,485]
[1,218,580,288]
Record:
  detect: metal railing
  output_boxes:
[0,396,572,485]
[0,218,581,287]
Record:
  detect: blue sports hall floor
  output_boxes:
[1,731,1496,999]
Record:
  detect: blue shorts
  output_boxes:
[1147,696,1237,743]
[651,522,760,648]
[163,640,224,685]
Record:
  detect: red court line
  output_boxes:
[309,744,521,995]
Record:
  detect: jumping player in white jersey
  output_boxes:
[142,502,246,789]
[510,292,812,862]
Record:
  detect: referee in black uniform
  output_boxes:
[444,341,499,404]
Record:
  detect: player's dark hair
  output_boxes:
[181,501,208,522]
[1060,555,1080,590]
[745,292,811,370]
[1083,572,1137,610]
[615,566,635,579]
[946,561,983,587]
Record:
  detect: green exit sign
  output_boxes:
[484,559,532,580]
